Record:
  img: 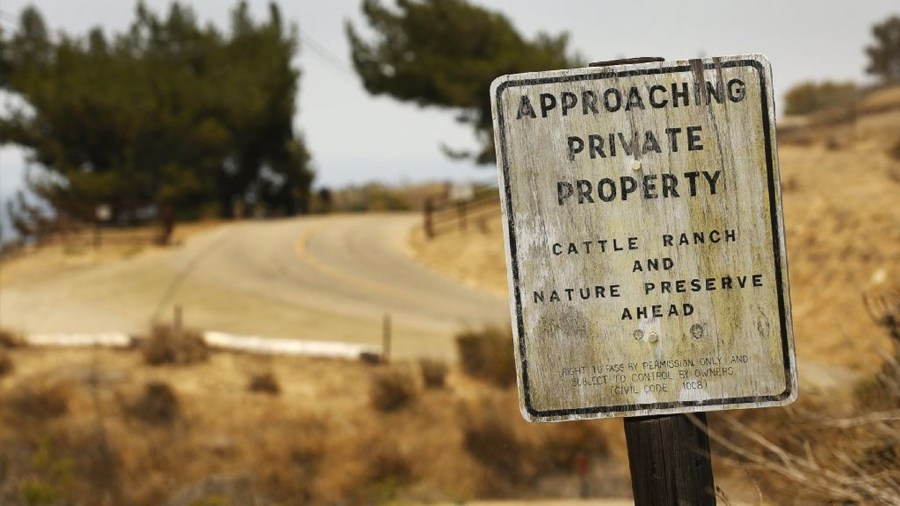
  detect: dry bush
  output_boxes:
[890,139,900,161]
[0,349,13,377]
[370,364,418,412]
[251,414,327,505]
[8,379,70,420]
[418,358,448,389]
[456,326,516,388]
[710,406,900,505]
[458,390,618,497]
[0,327,25,348]
[712,349,900,503]
[708,291,900,503]
[361,437,415,502]
[460,393,526,486]
[784,80,858,116]
[128,381,180,425]
[534,420,611,472]
[165,474,256,506]
[248,371,281,395]
[141,324,208,366]
[359,350,382,364]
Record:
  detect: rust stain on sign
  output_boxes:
[490,54,797,422]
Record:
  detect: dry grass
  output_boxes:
[457,389,621,498]
[0,327,25,348]
[370,363,419,411]
[141,324,208,366]
[127,381,180,425]
[709,298,900,505]
[0,349,13,377]
[7,378,71,421]
[456,326,516,388]
[0,346,635,505]
[419,358,448,389]
[710,366,900,504]
[247,371,281,395]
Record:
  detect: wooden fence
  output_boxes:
[423,193,500,239]
[44,226,161,249]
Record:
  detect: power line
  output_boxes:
[297,29,356,78]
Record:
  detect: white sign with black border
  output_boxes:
[491,54,797,422]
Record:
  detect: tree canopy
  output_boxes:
[0,1,313,240]
[346,0,579,164]
[866,15,900,83]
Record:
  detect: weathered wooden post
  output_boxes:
[382,312,392,363]
[423,198,434,239]
[173,305,183,335]
[457,201,467,232]
[625,413,714,504]
[490,55,797,504]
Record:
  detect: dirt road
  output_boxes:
[0,214,508,358]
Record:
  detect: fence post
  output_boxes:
[423,199,434,239]
[624,413,716,505]
[173,305,183,335]
[382,313,392,362]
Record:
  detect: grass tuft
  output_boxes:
[418,358,448,389]
[128,381,180,425]
[248,371,281,395]
[9,379,70,420]
[142,324,208,366]
[370,365,418,412]
[456,326,516,388]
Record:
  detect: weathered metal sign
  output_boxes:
[491,54,797,422]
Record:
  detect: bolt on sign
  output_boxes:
[491,55,798,422]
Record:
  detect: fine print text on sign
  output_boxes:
[491,54,798,422]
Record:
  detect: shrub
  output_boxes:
[460,393,526,483]
[370,365,417,412]
[129,381,179,425]
[248,372,281,395]
[0,349,14,377]
[0,327,25,348]
[418,358,448,389]
[456,326,516,387]
[9,380,70,420]
[784,80,857,116]
[535,421,610,472]
[889,139,900,161]
[142,324,208,366]
[362,439,414,502]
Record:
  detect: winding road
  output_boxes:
[0,214,509,359]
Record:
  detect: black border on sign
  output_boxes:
[494,59,793,419]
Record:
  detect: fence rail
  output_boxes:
[423,192,500,239]
[43,226,160,248]
[1,225,161,260]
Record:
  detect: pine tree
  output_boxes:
[346,0,578,164]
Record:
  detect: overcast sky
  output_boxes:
[1,0,898,200]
